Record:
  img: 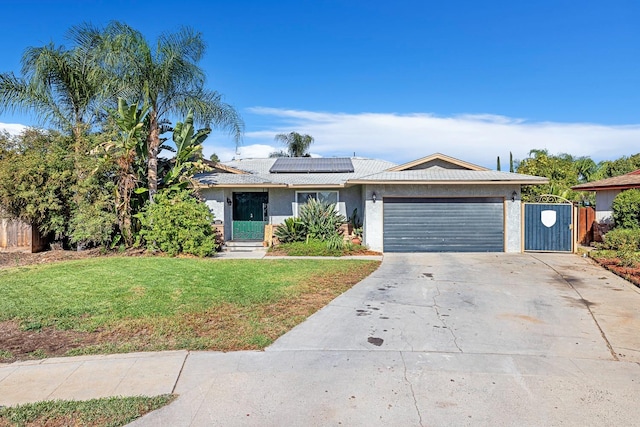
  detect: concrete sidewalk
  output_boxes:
[0,351,186,406]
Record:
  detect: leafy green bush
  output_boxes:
[612,189,640,229]
[617,241,639,267]
[601,228,640,251]
[69,202,117,248]
[138,189,217,256]
[274,217,305,243]
[298,197,346,240]
[274,198,347,250]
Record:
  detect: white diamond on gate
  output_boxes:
[541,210,557,228]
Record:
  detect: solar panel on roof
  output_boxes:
[269,158,354,173]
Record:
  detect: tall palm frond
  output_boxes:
[0,40,106,143]
[274,132,314,157]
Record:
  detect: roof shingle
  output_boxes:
[572,170,640,190]
[195,156,548,187]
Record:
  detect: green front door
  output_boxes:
[232,192,268,240]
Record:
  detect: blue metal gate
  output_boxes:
[524,203,573,252]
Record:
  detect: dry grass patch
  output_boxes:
[0,257,379,361]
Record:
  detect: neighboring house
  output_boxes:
[195,153,547,253]
[572,169,640,226]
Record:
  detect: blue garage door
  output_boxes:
[383,197,504,252]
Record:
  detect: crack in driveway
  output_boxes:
[433,284,463,353]
[400,351,424,427]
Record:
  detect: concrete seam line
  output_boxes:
[45,361,83,400]
[112,357,139,394]
[530,254,619,362]
[400,351,424,427]
[171,352,189,394]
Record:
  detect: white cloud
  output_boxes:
[0,122,26,136]
[202,142,280,162]
[238,108,640,168]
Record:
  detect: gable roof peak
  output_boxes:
[388,153,488,172]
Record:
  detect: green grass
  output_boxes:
[0,395,175,427]
[269,239,372,256]
[0,256,380,358]
[590,249,617,259]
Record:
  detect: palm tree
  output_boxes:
[573,156,597,183]
[98,22,243,200]
[0,39,105,152]
[528,148,549,159]
[274,132,314,157]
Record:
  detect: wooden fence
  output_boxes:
[577,206,596,245]
[0,215,47,253]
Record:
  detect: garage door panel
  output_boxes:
[383,197,504,252]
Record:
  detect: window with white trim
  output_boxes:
[295,191,339,215]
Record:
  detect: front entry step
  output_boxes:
[224,240,266,253]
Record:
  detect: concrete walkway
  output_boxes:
[0,351,186,406]
[2,253,640,426]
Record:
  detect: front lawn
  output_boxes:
[0,257,379,361]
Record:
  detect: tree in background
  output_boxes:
[273,132,314,157]
[495,152,514,172]
[516,149,582,202]
[592,154,640,180]
[516,149,640,203]
[573,156,598,182]
[0,22,243,254]
[96,22,243,200]
[0,30,111,211]
[0,129,75,240]
[163,110,211,189]
[269,149,289,158]
[0,35,107,155]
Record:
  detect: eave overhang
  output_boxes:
[346,179,549,185]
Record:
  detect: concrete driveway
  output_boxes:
[131,253,640,426]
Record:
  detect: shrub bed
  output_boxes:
[268,239,379,257]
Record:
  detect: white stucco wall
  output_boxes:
[200,186,364,240]
[268,188,295,225]
[362,184,522,253]
[200,188,225,222]
[595,189,619,224]
[200,187,233,240]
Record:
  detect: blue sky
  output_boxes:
[1,0,639,168]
